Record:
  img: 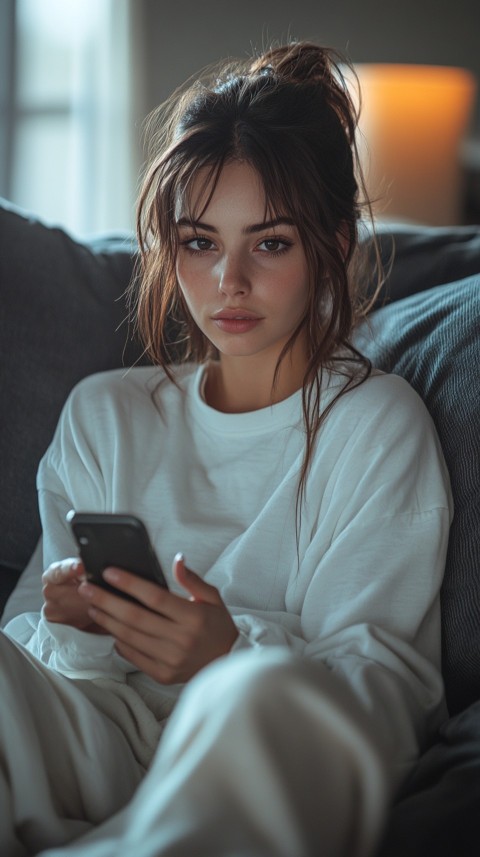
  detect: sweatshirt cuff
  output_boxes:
[230,622,255,652]
[8,609,136,681]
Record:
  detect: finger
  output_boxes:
[78,578,183,638]
[92,566,195,623]
[85,602,182,670]
[173,553,223,605]
[103,567,171,611]
[42,559,85,586]
[111,638,188,685]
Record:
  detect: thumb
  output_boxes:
[173,553,222,605]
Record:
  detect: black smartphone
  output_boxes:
[67,511,168,601]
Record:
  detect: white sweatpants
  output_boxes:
[1,631,389,857]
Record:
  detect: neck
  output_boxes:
[204,345,308,414]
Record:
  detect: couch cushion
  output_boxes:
[0,199,142,580]
[377,699,480,857]
[367,220,480,305]
[354,275,480,715]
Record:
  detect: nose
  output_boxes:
[217,253,251,297]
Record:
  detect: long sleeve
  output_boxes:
[230,504,448,774]
[2,477,132,678]
[227,375,452,772]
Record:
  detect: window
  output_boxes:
[4,0,140,238]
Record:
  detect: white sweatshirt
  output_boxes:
[6,363,452,769]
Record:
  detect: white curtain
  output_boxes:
[77,0,148,236]
[11,0,148,238]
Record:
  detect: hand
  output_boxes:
[42,559,106,632]
[77,553,239,684]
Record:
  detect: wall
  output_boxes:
[139,0,480,128]
[134,0,479,224]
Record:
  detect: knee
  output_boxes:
[179,648,308,725]
[178,648,386,766]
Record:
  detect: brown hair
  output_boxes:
[131,40,383,525]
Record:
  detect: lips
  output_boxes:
[211,308,263,321]
[211,308,264,334]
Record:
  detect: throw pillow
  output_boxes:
[355,274,480,715]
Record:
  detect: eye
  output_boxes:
[257,237,292,255]
[181,236,215,253]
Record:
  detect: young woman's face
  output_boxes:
[175,161,310,368]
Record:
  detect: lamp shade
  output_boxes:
[354,64,477,225]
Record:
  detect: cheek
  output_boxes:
[175,261,212,327]
[275,264,310,311]
[175,262,193,316]
[175,257,188,291]
[176,257,212,298]
[176,259,198,307]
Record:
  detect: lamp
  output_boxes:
[353,64,477,225]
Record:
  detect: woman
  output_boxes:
[1,41,452,857]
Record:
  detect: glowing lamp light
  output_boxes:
[353,64,477,225]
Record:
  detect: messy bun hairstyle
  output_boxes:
[133,40,382,518]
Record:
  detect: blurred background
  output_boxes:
[1,0,479,237]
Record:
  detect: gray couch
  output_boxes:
[1,198,479,855]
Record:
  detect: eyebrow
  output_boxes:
[176,216,296,234]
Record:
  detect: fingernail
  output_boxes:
[174,552,185,565]
[103,567,119,582]
[78,582,94,599]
